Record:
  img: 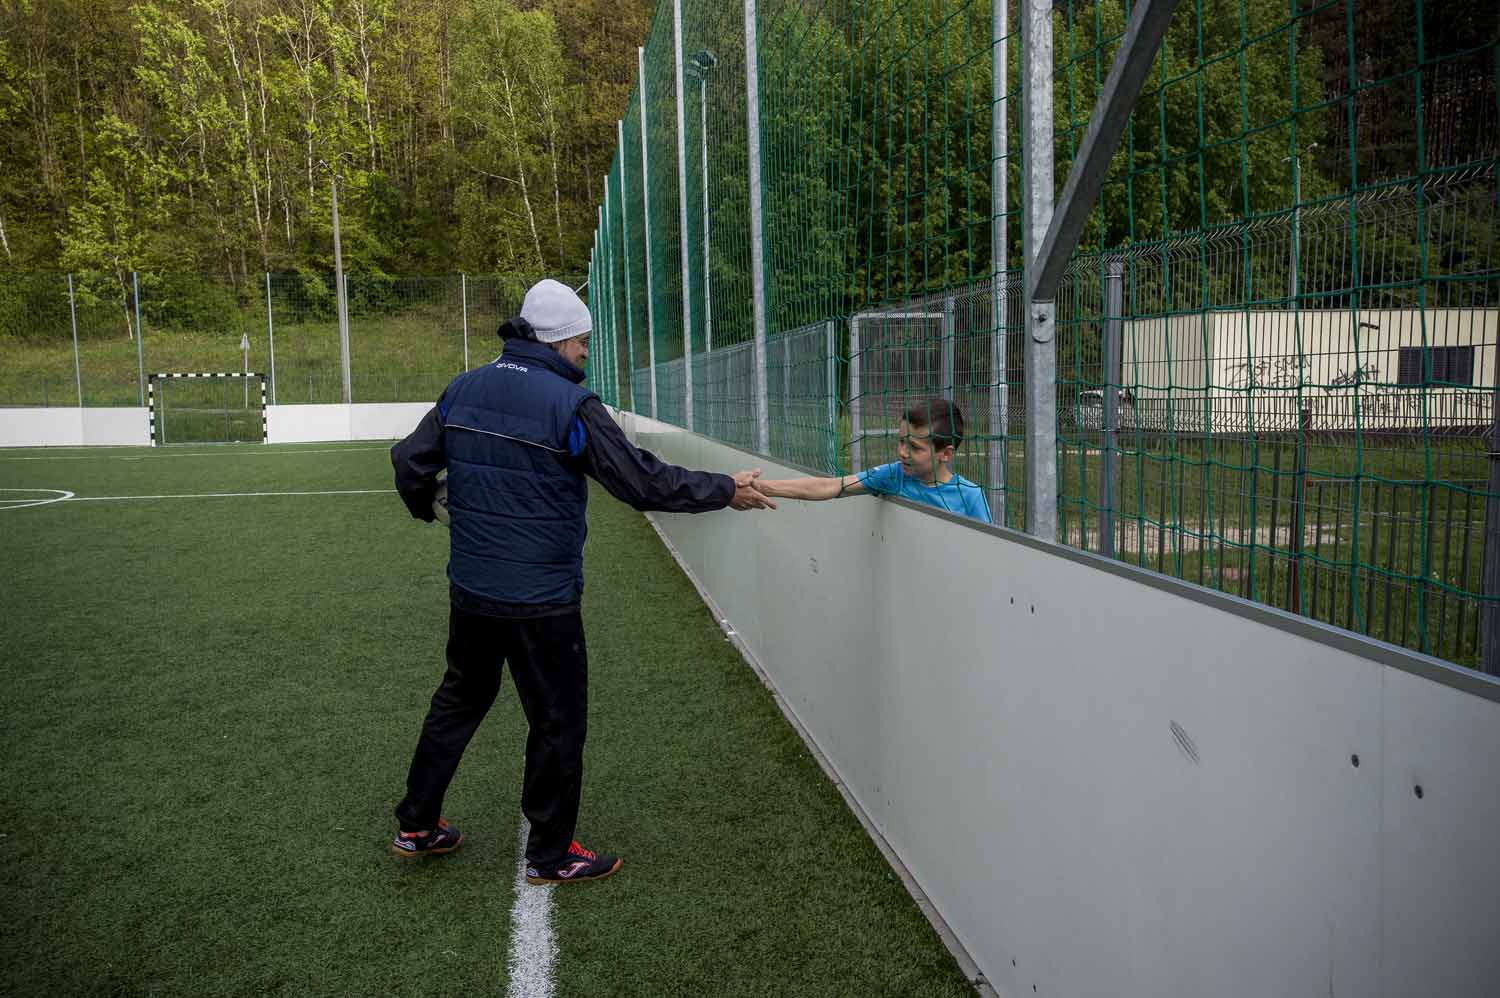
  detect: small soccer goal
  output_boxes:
[148,372,268,446]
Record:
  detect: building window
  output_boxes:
[1397,346,1474,386]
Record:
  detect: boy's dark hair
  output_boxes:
[904,397,965,452]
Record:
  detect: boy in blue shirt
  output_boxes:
[758,397,992,524]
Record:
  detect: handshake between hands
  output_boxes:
[729,469,777,511]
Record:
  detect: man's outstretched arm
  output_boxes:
[576,399,774,512]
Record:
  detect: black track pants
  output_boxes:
[395,604,588,867]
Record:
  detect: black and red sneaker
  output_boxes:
[525,840,621,884]
[391,818,463,858]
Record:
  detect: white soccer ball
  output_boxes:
[433,481,450,526]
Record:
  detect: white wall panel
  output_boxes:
[0,408,84,447]
[81,407,149,446]
[265,404,352,443]
[349,402,431,441]
[619,410,1500,998]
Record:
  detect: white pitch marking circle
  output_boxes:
[0,488,75,510]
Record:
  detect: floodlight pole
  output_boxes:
[672,0,694,430]
[1022,0,1057,541]
[265,273,278,404]
[133,271,146,406]
[67,273,82,406]
[328,167,352,404]
[638,47,659,419]
[461,273,470,371]
[1023,0,1181,542]
[617,120,639,405]
[687,50,717,355]
[745,0,770,454]
[990,0,1010,525]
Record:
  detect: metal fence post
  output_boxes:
[265,273,278,404]
[673,0,694,431]
[461,272,470,371]
[826,319,837,473]
[638,46,659,419]
[1100,258,1123,557]
[745,0,770,454]
[1022,0,1057,541]
[942,296,956,401]
[850,316,862,472]
[618,120,639,409]
[782,335,791,440]
[990,0,1010,524]
[133,272,145,405]
[67,274,82,406]
[1483,342,1500,674]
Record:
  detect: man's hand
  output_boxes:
[730,469,776,511]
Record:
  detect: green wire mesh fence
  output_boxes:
[586,0,1498,673]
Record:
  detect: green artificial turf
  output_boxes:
[0,442,972,997]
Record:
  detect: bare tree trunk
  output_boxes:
[73,43,87,173]
[112,263,136,341]
[25,40,62,205]
[256,34,276,262]
[352,0,378,172]
[500,67,545,271]
[215,4,271,269]
[542,89,564,270]
[438,8,452,148]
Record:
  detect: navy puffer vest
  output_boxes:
[441,339,597,604]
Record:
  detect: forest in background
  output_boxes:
[0,0,1493,336]
[0,0,648,291]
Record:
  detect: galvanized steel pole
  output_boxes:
[1022,0,1057,540]
[673,0,694,430]
[745,0,770,454]
[638,47,659,418]
[990,0,1010,524]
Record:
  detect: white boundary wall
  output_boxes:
[266,403,431,443]
[617,409,1500,998]
[0,403,430,447]
[0,408,150,447]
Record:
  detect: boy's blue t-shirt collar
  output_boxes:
[856,462,992,524]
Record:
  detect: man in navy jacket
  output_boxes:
[389,278,773,883]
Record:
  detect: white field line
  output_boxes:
[506,820,557,998]
[0,488,395,510]
[0,445,393,462]
[0,488,75,509]
[60,489,394,502]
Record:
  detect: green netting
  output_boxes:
[588,0,1499,672]
[644,11,687,427]
[620,87,654,415]
[1048,0,1499,667]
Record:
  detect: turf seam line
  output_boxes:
[643,512,1000,998]
[506,819,557,998]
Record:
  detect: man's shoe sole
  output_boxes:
[390,834,463,858]
[526,857,622,885]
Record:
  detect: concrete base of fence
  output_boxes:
[0,407,150,447]
[617,407,1500,998]
[265,403,431,444]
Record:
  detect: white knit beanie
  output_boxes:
[520,279,592,343]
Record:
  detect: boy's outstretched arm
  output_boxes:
[757,474,866,501]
